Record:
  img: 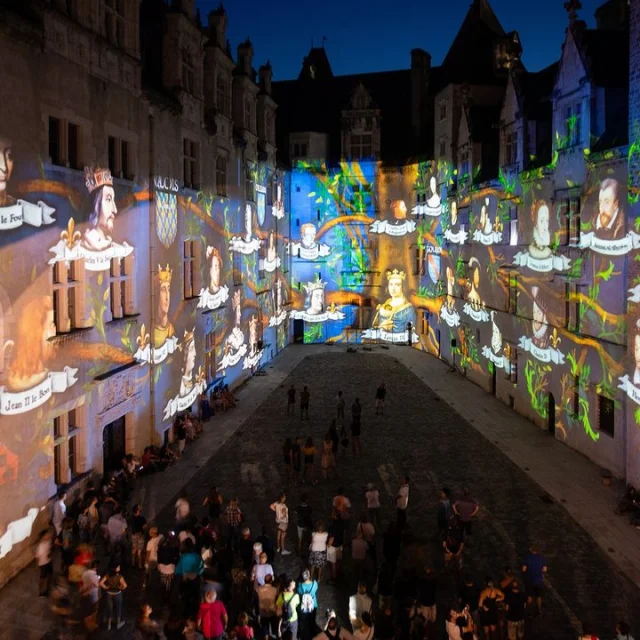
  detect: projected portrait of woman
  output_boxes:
[531,285,549,349]
[206,246,223,294]
[267,230,277,263]
[0,136,15,207]
[82,167,117,251]
[466,257,482,310]
[424,176,442,215]
[529,200,552,259]
[179,329,196,397]
[372,269,416,332]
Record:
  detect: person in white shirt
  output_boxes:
[175,493,190,524]
[35,529,54,596]
[270,492,291,555]
[349,582,372,630]
[365,484,380,527]
[396,476,409,530]
[314,612,353,640]
[52,489,67,536]
[145,527,163,574]
[251,552,274,587]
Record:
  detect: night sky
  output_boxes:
[196,0,603,80]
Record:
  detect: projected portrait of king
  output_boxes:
[371,269,416,332]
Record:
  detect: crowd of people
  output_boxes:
[32,379,636,640]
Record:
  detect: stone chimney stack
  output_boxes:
[208,4,227,48]
[237,39,254,78]
[259,62,272,95]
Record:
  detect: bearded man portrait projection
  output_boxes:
[82,167,118,251]
[372,269,416,332]
[594,178,624,241]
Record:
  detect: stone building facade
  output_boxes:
[0,0,289,585]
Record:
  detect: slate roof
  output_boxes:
[579,28,629,88]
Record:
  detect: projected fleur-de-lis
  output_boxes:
[327,302,338,313]
[60,217,81,249]
[550,328,561,350]
[136,324,150,349]
[196,365,206,386]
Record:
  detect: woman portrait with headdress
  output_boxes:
[531,286,549,349]
[466,257,483,311]
[529,200,552,259]
[179,329,196,397]
[0,135,15,208]
[82,167,117,251]
[372,269,416,332]
[226,290,245,352]
[206,246,223,295]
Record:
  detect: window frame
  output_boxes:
[52,260,86,334]
[104,0,126,48]
[182,138,199,189]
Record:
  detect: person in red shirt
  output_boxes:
[198,589,228,640]
[234,612,254,640]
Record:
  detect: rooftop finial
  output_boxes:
[564,0,582,25]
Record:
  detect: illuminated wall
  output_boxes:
[290,148,638,480]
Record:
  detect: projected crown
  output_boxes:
[158,264,173,283]
[304,279,326,294]
[84,166,113,194]
[386,269,406,281]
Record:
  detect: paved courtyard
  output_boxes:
[0,347,639,638]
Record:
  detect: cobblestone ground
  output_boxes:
[14,351,640,638]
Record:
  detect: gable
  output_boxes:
[555,29,588,97]
[458,110,471,147]
[501,74,519,125]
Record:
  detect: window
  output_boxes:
[108,136,133,180]
[232,252,242,286]
[460,148,469,178]
[565,282,580,332]
[183,240,201,299]
[293,143,307,158]
[568,197,581,245]
[204,327,216,383]
[49,117,82,169]
[105,0,125,47]
[183,139,199,189]
[182,50,195,94]
[216,156,227,196]
[244,98,253,131]
[439,138,447,158]
[413,245,425,276]
[53,408,85,486]
[505,129,518,165]
[245,164,255,202]
[52,260,85,334]
[350,133,373,160]
[109,255,134,320]
[508,273,517,314]
[509,205,518,246]
[439,102,447,120]
[216,74,229,116]
[564,102,582,147]
[598,394,614,436]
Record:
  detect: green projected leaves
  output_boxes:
[525,359,550,419]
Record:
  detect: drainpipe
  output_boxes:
[148,107,156,443]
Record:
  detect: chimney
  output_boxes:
[237,39,254,77]
[259,62,272,95]
[411,48,431,74]
[208,4,227,48]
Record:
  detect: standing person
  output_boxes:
[176,418,187,455]
[270,492,292,555]
[145,525,163,587]
[365,484,380,527]
[521,544,547,617]
[504,580,526,640]
[35,529,54,597]
[197,589,228,640]
[203,486,223,530]
[374,384,386,415]
[277,580,301,640]
[256,573,278,639]
[351,398,362,426]
[396,476,410,530]
[298,569,319,640]
[176,538,204,617]
[251,552,274,587]
[224,497,243,553]
[303,438,317,484]
[339,426,349,457]
[349,582,373,631]
[437,488,452,540]
[292,437,302,485]
[453,488,479,542]
[327,512,345,584]
[309,521,328,583]
[130,504,147,569]
[295,493,313,554]
[336,391,345,423]
[136,603,162,639]
[351,530,369,584]
[356,514,376,569]
[235,612,254,640]
[329,421,339,457]
[417,566,438,629]
[80,560,100,632]
[287,384,296,416]
[300,386,311,420]
[107,505,128,560]
[353,612,374,640]
[478,577,504,640]
[175,491,191,526]
[52,488,67,537]
[99,563,127,631]
[321,434,337,480]
[333,488,352,547]
[350,418,362,458]
[283,438,294,484]
[614,621,634,640]
[443,530,464,574]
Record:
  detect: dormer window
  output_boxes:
[564,102,582,147]
[504,128,518,166]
